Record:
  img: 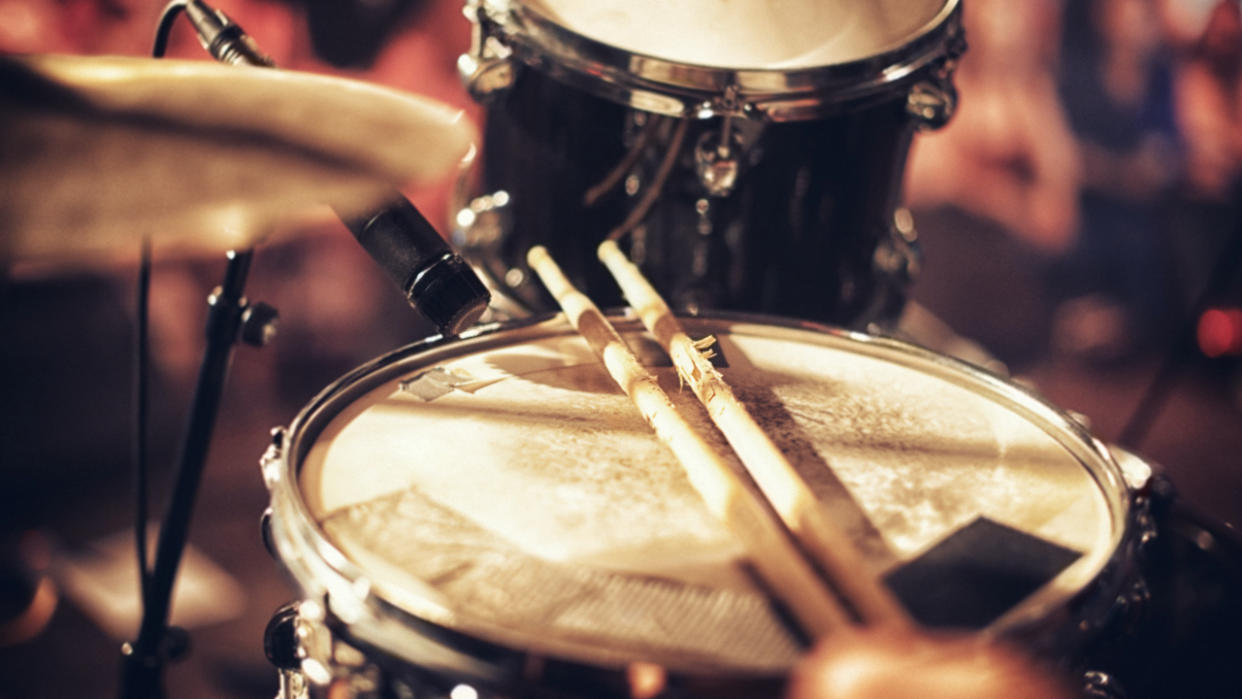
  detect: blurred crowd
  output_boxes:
[908,0,1242,361]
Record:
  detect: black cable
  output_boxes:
[1118,187,1242,448]
[133,0,186,619]
[133,238,152,607]
[151,1,187,59]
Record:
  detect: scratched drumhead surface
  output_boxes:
[521,0,954,69]
[299,319,1120,672]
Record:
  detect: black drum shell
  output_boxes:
[467,66,925,328]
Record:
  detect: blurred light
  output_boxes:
[301,658,332,685]
[1197,308,1242,357]
[450,683,479,699]
[626,662,667,699]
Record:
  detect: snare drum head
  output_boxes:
[294,316,1124,673]
[520,0,953,68]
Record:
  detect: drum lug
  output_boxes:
[693,106,763,197]
[874,209,922,283]
[693,130,740,197]
[906,78,958,131]
[907,30,963,132]
[260,507,278,559]
[265,602,311,699]
[458,47,516,101]
[259,427,286,489]
[265,599,385,699]
[458,1,516,101]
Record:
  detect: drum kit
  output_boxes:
[4,0,1240,698]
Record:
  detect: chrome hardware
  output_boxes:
[458,1,516,100]
[241,301,279,347]
[694,83,747,120]
[453,190,512,251]
[1067,410,1093,431]
[906,26,963,131]
[266,602,310,699]
[907,78,957,131]
[874,210,923,282]
[694,108,765,197]
[259,427,286,488]
[465,0,964,121]
[1083,670,1129,699]
[694,129,740,197]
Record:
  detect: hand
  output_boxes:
[787,628,1074,699]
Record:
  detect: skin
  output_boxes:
[787,628,1075,699]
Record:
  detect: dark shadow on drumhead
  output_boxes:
[712,337,898,569]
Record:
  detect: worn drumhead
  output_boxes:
[520,0,954,68]
[297,317,1123,672]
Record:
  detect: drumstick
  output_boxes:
[598,240,912,629]
[526,245,848,639]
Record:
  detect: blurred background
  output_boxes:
[1,0,1239,696]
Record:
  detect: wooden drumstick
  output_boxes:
[598,240,912,629]
[526,245,849,639]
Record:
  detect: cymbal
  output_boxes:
[0,54,476,264]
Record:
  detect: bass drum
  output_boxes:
[455,0,965,327]
[261,314,1144,697]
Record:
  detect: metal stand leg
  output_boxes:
[119,249,277,699]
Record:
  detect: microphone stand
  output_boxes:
[120,3,487,695]
[120,248,277,699]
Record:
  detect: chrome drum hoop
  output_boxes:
[260,313,1143,695]
[465,0,965,120]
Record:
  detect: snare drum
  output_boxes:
[261,314,1144,697]
[454,0,965,328]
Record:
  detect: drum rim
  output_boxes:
[473,0,963,119]
[263,311,1136,681]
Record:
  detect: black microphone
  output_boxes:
[183,0,490,336]
[336,195,489,335]
[184,0,275,68]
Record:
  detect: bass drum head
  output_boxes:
[290,315,1128,676]
[521,0,953,69]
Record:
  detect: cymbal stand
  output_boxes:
[1120,184,1242,448]
[119,248,278,699]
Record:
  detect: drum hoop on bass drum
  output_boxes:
[463,0,966,120]
[258,311,1147,697]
